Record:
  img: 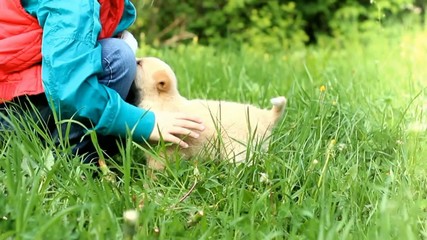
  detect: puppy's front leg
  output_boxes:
[146,156,165,180]
[147,156,166,170]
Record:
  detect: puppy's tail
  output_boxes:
[270,96,287,121]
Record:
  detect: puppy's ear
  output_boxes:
[153,70,172,92]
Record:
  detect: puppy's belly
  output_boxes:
[178,100,273,160]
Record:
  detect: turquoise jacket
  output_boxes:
[21,0,155,141]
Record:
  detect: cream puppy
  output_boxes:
[133,57,286,170]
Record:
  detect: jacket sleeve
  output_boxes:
[36,0,155,141]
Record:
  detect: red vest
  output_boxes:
[0,0,124,102]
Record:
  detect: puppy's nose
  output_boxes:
[136,58,143,66]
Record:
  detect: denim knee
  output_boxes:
[98,38,136,99]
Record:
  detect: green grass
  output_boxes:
[1,27,427,239]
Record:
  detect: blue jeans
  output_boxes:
[0,38,137,163]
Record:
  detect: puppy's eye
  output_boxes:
[136,59,143,66]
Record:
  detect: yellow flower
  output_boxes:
[192,36,198,44]
[320,85,326,92]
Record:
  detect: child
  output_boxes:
[0,0,204,162]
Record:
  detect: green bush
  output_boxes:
[296,0,417,41]
[129,0,421,52]
[130,0,308,52]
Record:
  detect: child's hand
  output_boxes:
[149,111,205,148]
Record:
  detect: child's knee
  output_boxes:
[100,38,136,67]
[98,38,137,98]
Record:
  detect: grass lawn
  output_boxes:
[0,27,426,239]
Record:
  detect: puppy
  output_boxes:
[133,57,286,170]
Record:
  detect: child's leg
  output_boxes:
[66,38,137,162]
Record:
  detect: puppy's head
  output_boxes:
[134,57,179,100]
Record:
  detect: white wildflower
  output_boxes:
[259,172,270,184]
[123,209,139,224]
[337,143,347,151]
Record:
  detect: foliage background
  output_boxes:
[129,0,425,52]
